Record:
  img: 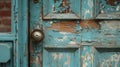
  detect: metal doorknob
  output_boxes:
[31,29,44,42]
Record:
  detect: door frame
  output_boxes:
[0,0,28,67]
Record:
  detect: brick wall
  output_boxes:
[0,0,11,32]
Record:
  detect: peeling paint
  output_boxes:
[52,53,57,60]
[58,53,63,60]
[80,20,100,29]
[99,54,120,67]
[104,21,120,29]
[69,41,77,45]
[52,53,63,60]
[56,36,67,42]
[48,21,76,33]
[30,0,120,67]
[64,55,70,67]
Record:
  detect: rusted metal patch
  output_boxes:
[106,0,116,6]
[30,40,34,52]
[33,0,39,3]
[30,52,42,67]
[106,0,120,6]
[48,21,76,33]
[79,20,100,29]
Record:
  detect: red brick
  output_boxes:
[0,11,11,17]
[0,2,5,9]
[5,25,11,32]
[0,1,11,9]
[0,0,11,32]
[5,2,11,9]
[0,18,11,25]
[0,25,11,32]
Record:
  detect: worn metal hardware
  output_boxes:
[33,0,39,3]
[31,29,44,42]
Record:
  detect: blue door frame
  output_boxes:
[0,0,28,67]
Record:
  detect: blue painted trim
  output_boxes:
[11,0,16,34]
[0,0,28,67]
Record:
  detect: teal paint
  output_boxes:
[98,52,120,67]
[81,0,94,19]
[0,0,119,67]
[17,0,28,67]
[0,43,12,63]
[43,48,80,67]
[100,0,120,13]
[0,0,28,67]
[30,0,120,67]
[43,0,81,19]
[96,0,120,19]
[81,0,120,19]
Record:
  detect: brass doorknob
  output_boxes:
[31,29,44,42]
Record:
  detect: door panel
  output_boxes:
[43,0,81,19]
[43,48,80,67]
[98,53,120,67]
[96,47,120,67]
[96,0,120,19]
[81,46,120,67]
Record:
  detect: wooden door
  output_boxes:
[29,0,120,67]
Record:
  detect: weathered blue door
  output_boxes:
[30,0,120,67]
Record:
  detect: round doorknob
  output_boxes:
[31,29,44,42]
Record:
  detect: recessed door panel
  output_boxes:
[43,0,81,19]
[81,46,120,67]
[96,48,120,67]
[96,0,120,19]
[43,48,80,67]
